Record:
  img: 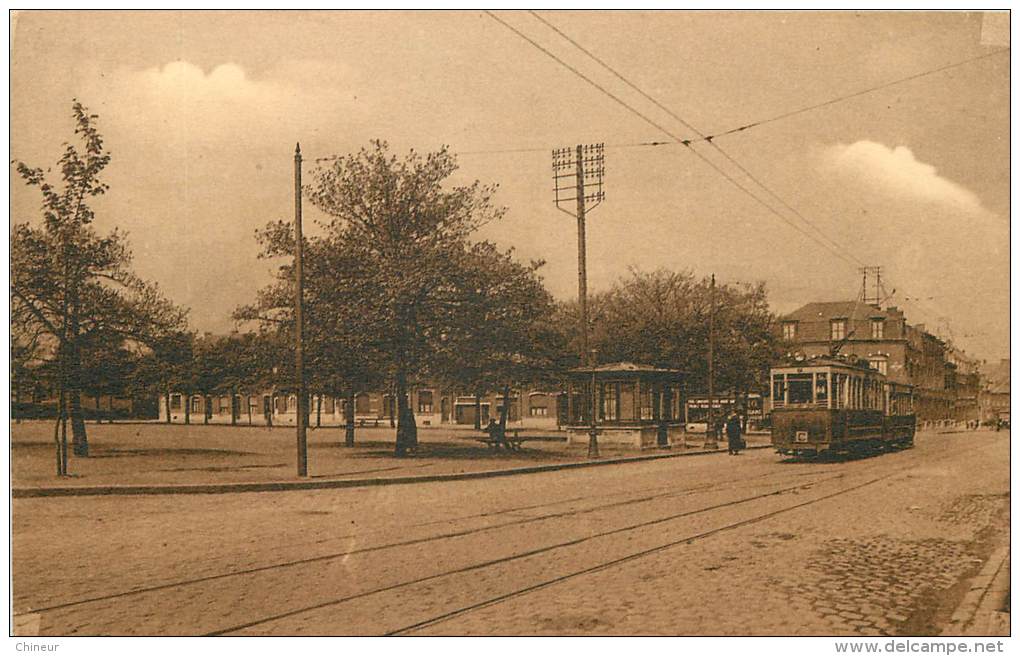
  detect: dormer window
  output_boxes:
[871,319,884,339]
[830,319,847,341]
[782,322,797,341]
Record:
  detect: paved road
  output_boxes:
[12,430,1009,636]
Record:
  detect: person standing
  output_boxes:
[726,411,743,455]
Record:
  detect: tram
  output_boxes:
[770,356,916,457]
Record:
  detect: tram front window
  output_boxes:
[772,375,786,405]
[815,373,828,405]
[787,374,813,404]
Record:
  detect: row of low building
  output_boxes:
[159,386,565,430]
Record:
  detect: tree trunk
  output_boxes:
[69,390,88,456]
[203,395,210,424]
[345,388,355,447]
[267,396,273,428]
[60,403,69,474]
[95,394,102,423]
[498,383,511,449]
[389,385,396,428]
[66,335,88,455]
[246,394,253,426]
[231,389,238,426]
[316,394,322,428]
[53,392,65,476]
[185,395,191,425]
[108,394,114,423]
[395,369,418,456]
[474,392,482,431]
[165,391,171,423]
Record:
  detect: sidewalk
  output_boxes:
[11,420,772,497]
[944,546,1010,636]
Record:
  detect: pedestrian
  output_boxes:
[485,418,501,445]
[726,411,743,455]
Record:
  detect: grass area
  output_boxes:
[10,420,577,487]
[11,420,772,488]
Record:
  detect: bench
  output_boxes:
[476,430,528,452]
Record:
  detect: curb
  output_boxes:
[944,545,1010,636]
[12,444,772,499]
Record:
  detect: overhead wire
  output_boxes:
[527,9,865,268]
[515,10,991,342]
[483,10,862,269]
[710,48,1009,140]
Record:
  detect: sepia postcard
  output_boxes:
[7,8,1011,652]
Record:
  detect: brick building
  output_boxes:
[777,301,962,422]
[158,385,563,430]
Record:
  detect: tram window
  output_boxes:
[815,373,828,406]
[772,375,786,405]
[787,374,813,404]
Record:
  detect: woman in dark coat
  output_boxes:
[726,412,743,455]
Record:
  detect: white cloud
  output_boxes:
[824,140,986,215]
[86,60,362,154]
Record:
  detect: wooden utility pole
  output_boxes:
[552,144,605,459]
[589,348,600,459]
[704,273,718,449]
[575,144,589,360]
[294,143,308,477]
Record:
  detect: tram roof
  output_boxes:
[771,355,882,374]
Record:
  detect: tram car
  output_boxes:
[770,356,916,457]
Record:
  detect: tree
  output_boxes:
[246,141,546,456]
[304,141,511,455]
[235,225,388,446]
[11,100,187,470]
[430,242,561,446]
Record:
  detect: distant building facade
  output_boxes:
[158,385,564,430]
[979,358,1010,424]
[777,301,975,423]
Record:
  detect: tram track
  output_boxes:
[386,472,894,635]
[14,459,827,618]
[384,437,1004,636]
[20,437,987,635]
[206,472,847,636]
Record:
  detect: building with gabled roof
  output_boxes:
[777,301,957,422]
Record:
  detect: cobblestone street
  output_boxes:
[12,430,1008,636]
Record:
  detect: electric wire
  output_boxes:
[527,9,866,268]
[484,10,861,268]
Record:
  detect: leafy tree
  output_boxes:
[304,141,512,455]
[11,101,187,470]
[430,242,561,444]
[246,141,547,456]
[235,225,388,445]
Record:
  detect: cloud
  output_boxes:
[85,60,363,154]
[823,140,987,214]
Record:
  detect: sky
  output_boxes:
[9,10,1011,361]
